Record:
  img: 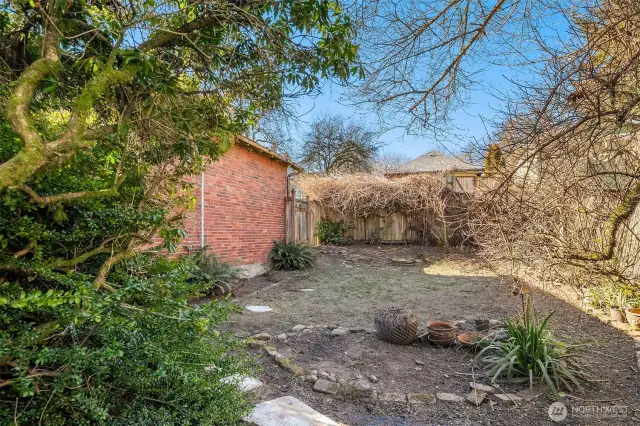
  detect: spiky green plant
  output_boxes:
[475,304,587,396]
[269,241,315,270]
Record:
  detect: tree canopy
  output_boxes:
[0,0,360,423]
[299,114,380,173]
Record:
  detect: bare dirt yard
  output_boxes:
[226,245,640,425]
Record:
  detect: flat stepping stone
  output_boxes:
[408,393,436,405]
[220,374,262,392]
[246,306,273,312]
[379,392,407,403]
[466,389,487,406]
[244,396,338,425]
[469,382,497,394]
[313,379,339,395]
[436,392,465,403]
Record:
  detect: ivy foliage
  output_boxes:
[0,0,359,424]
[316,219,354,245]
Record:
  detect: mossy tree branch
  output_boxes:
[1,10,61,190]
[563,181,640,262]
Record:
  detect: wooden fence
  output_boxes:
[286,199,469,246]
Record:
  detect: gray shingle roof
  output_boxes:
[388,151,483,174]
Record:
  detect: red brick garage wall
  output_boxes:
[181,143,288,265]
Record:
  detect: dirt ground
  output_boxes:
[226,245,640,426]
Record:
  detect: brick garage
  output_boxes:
[180,136,300,266]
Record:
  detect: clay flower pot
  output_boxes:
[625,308,640,326]
[457,332,478,347]
[427,321,457,341]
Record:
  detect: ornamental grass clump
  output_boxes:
[269,241,315,270]
[475,304,587,396]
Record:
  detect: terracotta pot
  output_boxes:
[427,321,457,340]
[625,308,640,325]
[427,335,456,347]
[457,332,478,347]
[610,307,625,323]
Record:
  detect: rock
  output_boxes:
[340,250,347,255]
[517,385,546,401]
[299,288,314,292]
[407,393,436,405]
[489,319,501,325]
[292,324,306,332]
[310,369,318,375]
[328,376,337,383]
[418,332,430,344]
[245,305,273,312]
[353,380,372,391]
[276,333,287,342]
[391,257,415,265]
[493,393,523,404]
[436,393,465,403]
[379,392,407,403]
[338,379,347,386]
[306,374,319,382]
[349,327,367,333]
[252,333,272,341]
[220,374,263,392]
[466,389,487,406]
[469,382,497,394]
[247,339,267,349]
[355,374,363,380]
[319,372,331,379]
[415,359,425,366]
[368,375,379,383]
[234,330,252,339]
[331,328,348,336]
[302,328,313,334]
[243,396,339,425]
[313,379,340,395]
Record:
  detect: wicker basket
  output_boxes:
[375,308,419,345]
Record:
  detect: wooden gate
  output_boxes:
[285,189,312,244]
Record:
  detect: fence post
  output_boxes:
[306,195,312,245]
[290,189,296,243]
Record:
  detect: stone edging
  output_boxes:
[244,324,545,408]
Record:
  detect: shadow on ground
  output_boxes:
[226,245,639,426]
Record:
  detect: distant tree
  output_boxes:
[300,115,381,173]
[373,152,412,174]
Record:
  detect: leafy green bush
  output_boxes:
[475,304,587,396]
[316,219,353,245]
[188,249,239,294]
[269,241,315,270]
[0,254,253,425]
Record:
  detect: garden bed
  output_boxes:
[228,245,640,425]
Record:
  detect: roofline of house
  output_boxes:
[384,168,483,177]
[236,135,303,171]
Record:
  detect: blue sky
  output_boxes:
[290,67,517,160]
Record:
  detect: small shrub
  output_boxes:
[188,249,239,294]
[475,304,587,396]
[316,219,353,245]
[269,241,315,270]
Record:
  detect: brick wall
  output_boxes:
[180,143,289,265]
